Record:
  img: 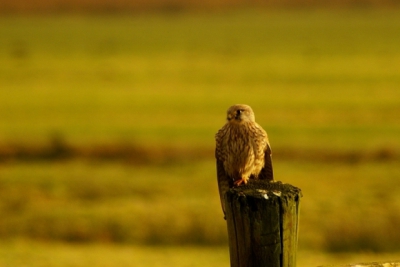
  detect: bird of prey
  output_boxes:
[215,104,273,216]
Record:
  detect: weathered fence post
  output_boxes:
[225,180,301,267]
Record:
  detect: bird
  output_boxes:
[215,104,273,216]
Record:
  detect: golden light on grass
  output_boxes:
[0,8,400,266]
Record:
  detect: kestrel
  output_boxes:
[215,104,273,216]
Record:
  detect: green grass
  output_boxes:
[1,9,400,259]
[0,10,400,150]
[0,160,227,244]
[0,241,230,267]
[1,241,400,267]
[1,159,400,252]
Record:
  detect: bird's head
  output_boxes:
[226,104,255,124]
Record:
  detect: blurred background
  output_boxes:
[1,0,400,266]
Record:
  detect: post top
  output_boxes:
[228,180,302,200]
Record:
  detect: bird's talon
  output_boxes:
[234,179,247,186]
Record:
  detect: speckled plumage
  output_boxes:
[215,104,273,216]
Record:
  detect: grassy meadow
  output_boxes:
[1,8,400,266]
[2,241,400,267]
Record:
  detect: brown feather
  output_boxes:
[259,144,274,181]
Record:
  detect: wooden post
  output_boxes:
[225,181,301,267]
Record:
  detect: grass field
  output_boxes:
[1,160,400,250]
[1,10,400,150]
[1,241,400,267]
[1,8,400,266]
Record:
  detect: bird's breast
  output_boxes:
[222,125,262,178]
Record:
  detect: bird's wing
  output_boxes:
[216,157,231,217]
[259,143,274,181]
